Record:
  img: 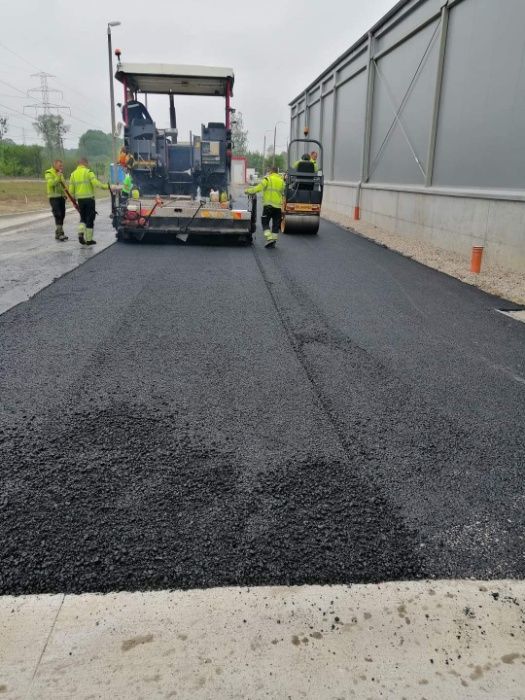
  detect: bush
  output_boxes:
[0,143,43,177]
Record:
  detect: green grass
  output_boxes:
[0,179,110,215]
[0,180,48,214]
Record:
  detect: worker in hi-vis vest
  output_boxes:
[120,167,133,200]
[68,157,111,246]
[245,166,285,248]
[44,159,68,241]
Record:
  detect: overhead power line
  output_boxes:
[0,39,110,121]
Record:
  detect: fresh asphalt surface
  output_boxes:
[1,218,524,595]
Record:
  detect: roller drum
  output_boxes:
[282,215,319,235]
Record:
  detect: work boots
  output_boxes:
[55,225,68,242]
[264,229,278,248]
[85,228,97,246]
[78,223,86,245]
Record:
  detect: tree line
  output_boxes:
[0,115,118,178]
[1,105,286,179]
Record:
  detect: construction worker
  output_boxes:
[120,167,133,201]
[68,157,110,246]
[44,159,68,241]
[118,145,135,170]
[245,166,284,248]
[310,150,319,172]
[292,153,316,171]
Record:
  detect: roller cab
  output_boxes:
[282,138,324,235]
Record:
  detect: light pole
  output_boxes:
[262,129,273,175]
[272,120,287,167]
[107,21,121,184]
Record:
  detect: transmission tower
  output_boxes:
[24,73,70,153]
[24,72,69,115]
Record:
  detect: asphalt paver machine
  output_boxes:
[111,58,255,242]
[281,138,324,235]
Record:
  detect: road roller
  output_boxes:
[282,138,324,235]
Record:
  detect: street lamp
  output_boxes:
[107,21,121,184]
[272,120,287,167]
[262,129,273,175]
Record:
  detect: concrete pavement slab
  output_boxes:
[0,582,523,699]
[0,594,64,700]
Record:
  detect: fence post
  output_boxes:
[330,74,338,181]
[356,31,376,219]
[361,32,376,185]
[425,2,450,187]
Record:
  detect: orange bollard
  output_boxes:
[470,246,484,274]
[354,206,361,221]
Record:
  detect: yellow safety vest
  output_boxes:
[44,167,66,198]
[246,172,284,208]
[292,158,318,172]
[122,173,133,195]
[68,165,109,200]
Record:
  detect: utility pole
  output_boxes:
[107,21,121,184]
[272,121,286,168]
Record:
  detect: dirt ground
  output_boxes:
[343,219,525,307]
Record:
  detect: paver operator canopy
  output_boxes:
[115,63,234,98]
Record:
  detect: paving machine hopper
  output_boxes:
[281,138,324,235]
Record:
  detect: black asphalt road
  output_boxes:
[1,220,524,594]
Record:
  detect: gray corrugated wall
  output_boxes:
[289,0,525,193]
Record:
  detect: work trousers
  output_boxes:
[261,205,282,234]
[49,197,66,225]
[77,198,97,229]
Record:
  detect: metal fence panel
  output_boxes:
[308,101,321,143]
[374,0,442,55]
[433,0,525,189]
[369,19,440,185]
[321,92,335,176]
[289,0,525,194]
[333,72,367,181]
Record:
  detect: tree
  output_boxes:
[231,112,248,156]
[0,116,8,141]
[33,114,69,156]
[78,129,113,158]
[246,150,264,173]
[245,149,287,176]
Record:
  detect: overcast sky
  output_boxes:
[1,0,395,153]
